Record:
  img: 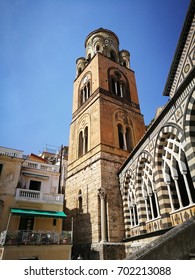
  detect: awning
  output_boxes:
[11,208,67,219]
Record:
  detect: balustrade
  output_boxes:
[22,160,59,172]
[15,188,63,204]
[0,146,23,158]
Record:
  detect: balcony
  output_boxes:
[0,146,23,158]
[15,188,64,205]
[0,230,72,246]
[22,160,59,172]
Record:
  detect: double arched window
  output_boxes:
[111,78,124,97]
[118,124,133,151]
[80,82,91,106]
[78,126,88,157]
[79,75,91,107]
[109,69,130,101]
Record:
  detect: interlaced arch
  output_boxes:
[127,169,139,227]
[138,152,160,221]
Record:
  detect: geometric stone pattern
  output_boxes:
[119,6,195,250]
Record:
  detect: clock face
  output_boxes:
[105,39,109,45]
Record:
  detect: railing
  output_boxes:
[0,146,23,158]
[15,188,64,205]
[0,230,72,246]
[22,160,59,172]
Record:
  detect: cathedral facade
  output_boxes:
[119,0,195,258]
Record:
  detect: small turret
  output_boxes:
[76,57,86,77]
[119,50,130,68]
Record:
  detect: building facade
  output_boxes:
[65,28,146,259]
[119,0,195,257]
[0,146,71,260]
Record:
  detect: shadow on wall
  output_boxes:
[63,205,94,259]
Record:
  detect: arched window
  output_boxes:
[118,124,124,149]
[84,86,87,101]
[87,82,90,97]
[128,175,139,227]
[110,50,116,62]
[84,126,88,153]
[110,71,127,99]
[141,161,160,221]
[117,124,133,151]
[126,127,133,151]
[78,67,82,75]
[78,131,83,157]
[80,89,84,105]
[111,78,115,94]
[78,126,89,157]
[162,135,195,211]
[88,54,91,61]
[78,190,83,213]
[79,78,91,107]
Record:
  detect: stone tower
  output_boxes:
[65,28,145,259]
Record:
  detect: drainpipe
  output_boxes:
[58,145,63,194]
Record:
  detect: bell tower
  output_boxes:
[65,28,145,259]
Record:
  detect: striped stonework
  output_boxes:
[184,86,195,181]
[119,3,195,255]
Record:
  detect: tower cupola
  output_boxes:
[76,28,131,77]
[85,28,119,62]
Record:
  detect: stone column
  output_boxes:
[166,183,175,211]
[98,188,107,243]
[120,84,123,97]
[174,178,183,208]
[122,130,127,150]
[182,172,193,205]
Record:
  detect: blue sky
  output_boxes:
[0,0,190,155]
